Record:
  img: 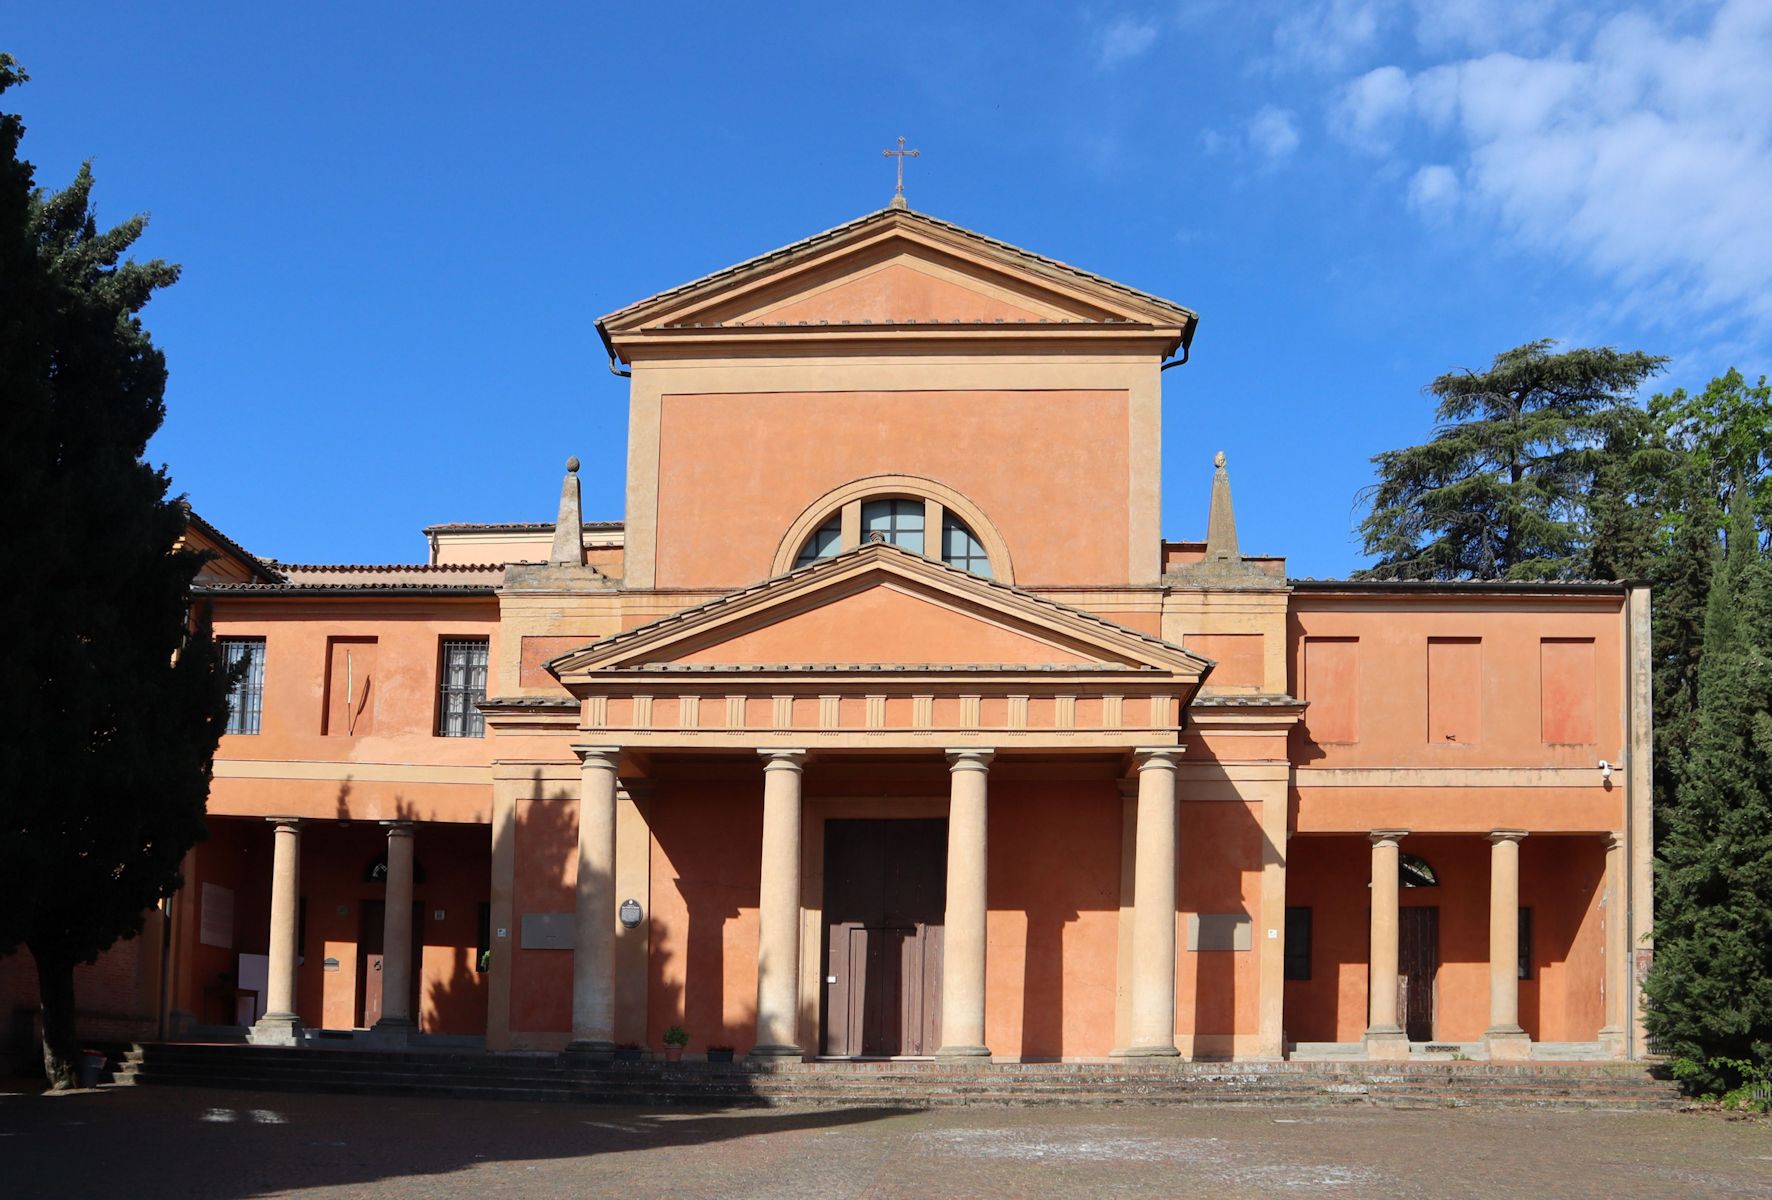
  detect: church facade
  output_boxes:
[7,205,1654,1066]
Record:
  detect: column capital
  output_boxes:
[945,748,995,771]
[1132,747,1184,771]
[572,744,622,770]
[759,748,808,771]
[1369,829,1409,848]
[381,820,415,837]
[1487,829,1529,845]
[265,816,303,830]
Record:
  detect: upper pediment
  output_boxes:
[550,543,1210,680]
[597,208,1198,360]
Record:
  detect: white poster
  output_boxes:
[200,882,234,949]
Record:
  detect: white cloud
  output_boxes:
[1249,106,1301,160]
[1406,164,1460,215]
[1337,65,1413,151]
[1273,0,1385,72]
[1095,14,1161,67]
[1327,0,1772,331]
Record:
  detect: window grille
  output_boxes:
[942,516,992,577]
[861,498,925,554]
[793,514,842,568]
[220,638,265,735]
[438,639,489,738]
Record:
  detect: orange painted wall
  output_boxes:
[1283,834,1607,1044]
[647,781,762,1051]
[208,598,499,826]
[654,390,1129,589]
[1177,801,1264,1042]
[984,780,1121,1059]
[510,797,576,1034]
[1290,601,1625,770]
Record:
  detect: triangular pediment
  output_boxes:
[550,543,1209,679]
[597,208,1197,357]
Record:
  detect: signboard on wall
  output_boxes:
[200,882,234,949]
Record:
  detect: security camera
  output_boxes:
[1597,760,1614,782]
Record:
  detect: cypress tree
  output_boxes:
[1644,503,1772,1096]
[0,56,234,1089]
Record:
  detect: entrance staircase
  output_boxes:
[113,1043,1683,1111]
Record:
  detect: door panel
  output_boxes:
[822,819,947,1057]
[1398,907,1438,1042]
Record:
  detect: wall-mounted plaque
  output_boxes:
[619,899,644,928]
[520,912,575,949]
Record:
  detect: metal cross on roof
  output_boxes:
[883,136,919,209]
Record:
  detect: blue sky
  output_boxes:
[8,2,1768,578]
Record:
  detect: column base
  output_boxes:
[366,1016,414,1046]
[747,1043,803,1061]
[561,1039,616,1060]
[248,1013,303,1047]
[1363,1026,1409,1060]
[935,1045,993,1060]
[1119,1044,1181,1058]
[1483,1026,1532,1061]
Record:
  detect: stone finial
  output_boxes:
[549,455,586,566]
[1205,451,1240,564]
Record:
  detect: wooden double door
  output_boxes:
[822,819,947,1058]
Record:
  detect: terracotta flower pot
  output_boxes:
[664,1045,683,1062]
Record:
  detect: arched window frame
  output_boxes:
[771,475,1015,584]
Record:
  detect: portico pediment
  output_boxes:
[550,542,1209,679]
[597,208,1198,361]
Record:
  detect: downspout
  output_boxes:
[1159,319,1198,371]
[598,322,632,379]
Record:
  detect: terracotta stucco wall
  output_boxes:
[653,390,1130,590]
[1290,601,1626,770]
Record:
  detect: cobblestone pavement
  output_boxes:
[2,1083,1768,1199]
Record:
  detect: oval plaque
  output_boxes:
[619,898,644,929]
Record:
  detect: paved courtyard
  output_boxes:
[2,1082,1768,1199]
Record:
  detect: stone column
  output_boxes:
[752,749,808,1057]
[567,746,620,1055]
[1485,830,1531,1060]
[1365,830,1408,1059]
[1599,832,1628,1055]
[372,822,416,1037]
[1125,748,1182,1057]
[249,818,303,1046]
[938,749,994,1059]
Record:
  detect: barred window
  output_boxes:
[437,639,488,738]
[220,638,265,735]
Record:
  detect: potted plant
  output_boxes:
[706,1043,736,1065]
[662,1025,688,1063]
[613,1041,644,1063]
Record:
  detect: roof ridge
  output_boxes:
[597,207,1197,332]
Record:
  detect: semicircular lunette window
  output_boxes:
[942,515,992,578]
[1399,854,1439,888]
[792,514,841,569]
[792,497,995,578]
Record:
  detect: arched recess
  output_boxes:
[770,474,1016,584]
